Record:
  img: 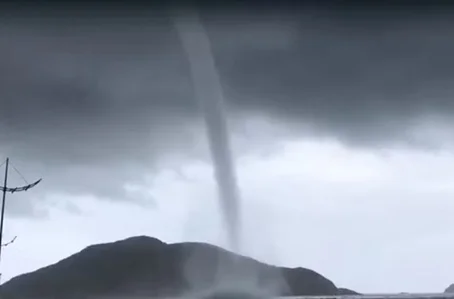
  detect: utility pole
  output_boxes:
[0,158,41,284]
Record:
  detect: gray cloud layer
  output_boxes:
[217,11,454,147]
[1,8,454,215]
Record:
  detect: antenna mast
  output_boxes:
[0,158,41,284]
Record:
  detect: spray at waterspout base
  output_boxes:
[193,289,273,299]
[183,278,277,299]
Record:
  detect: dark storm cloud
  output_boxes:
[214,9,454,147]
[0,15,204,215]
[2,6,454,215]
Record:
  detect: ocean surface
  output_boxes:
[284,294,454,299]
[91,293,454,299]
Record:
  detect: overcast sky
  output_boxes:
[1,4,454,294]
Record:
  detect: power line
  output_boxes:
[9,161,29,185]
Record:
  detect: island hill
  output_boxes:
[446,284,454,293]
[0,236,359,299]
